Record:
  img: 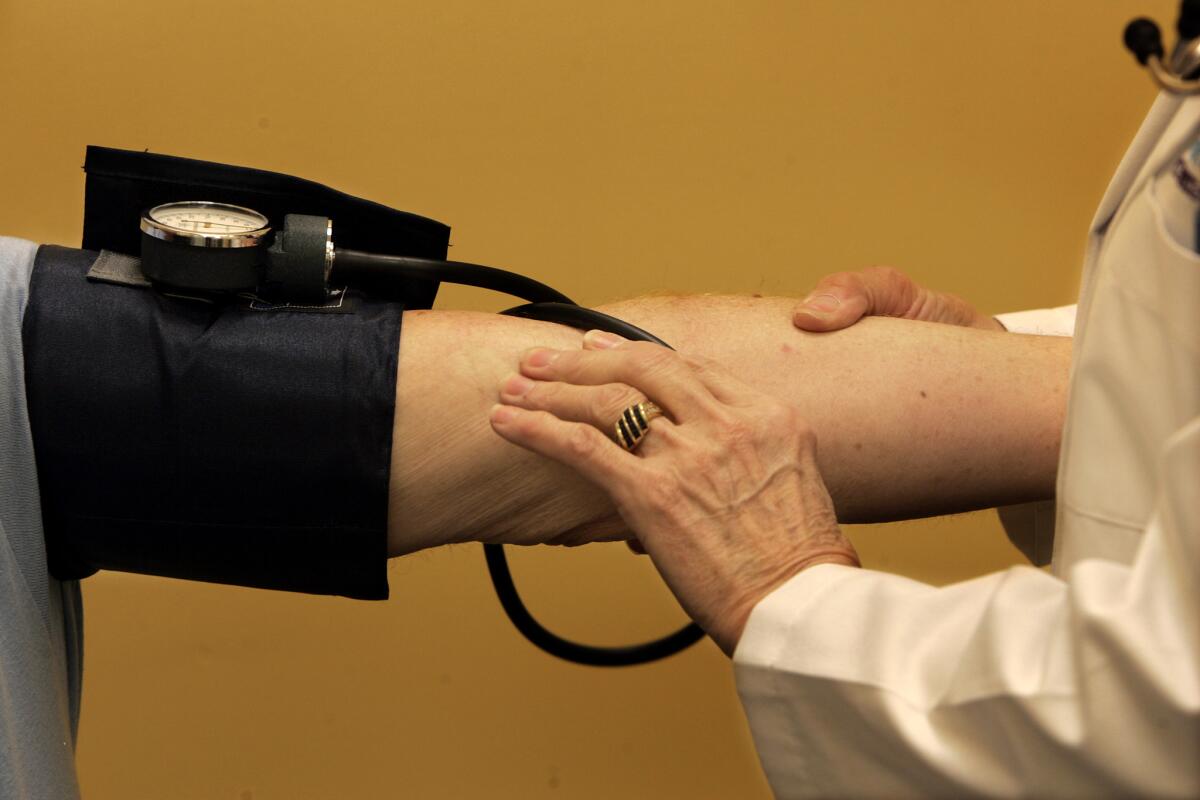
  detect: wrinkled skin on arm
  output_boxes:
[388,295,1069,557]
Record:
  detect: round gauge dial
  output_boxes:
[141,201,271,248]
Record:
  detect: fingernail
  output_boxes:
[800,293,841,313]
[489,404,519,425]
[501,373,535,398]
[525,348,559,368]
[584,330,623,349]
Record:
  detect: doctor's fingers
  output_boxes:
[518,340,718,422]
[579,330,755,408]
[793,267,909,331]
[793,266,993,331]
[488,404,646,500]
[499,375,646,434]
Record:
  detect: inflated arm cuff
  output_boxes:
[23,245,401,600]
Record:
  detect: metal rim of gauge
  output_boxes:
[140,200,271,249]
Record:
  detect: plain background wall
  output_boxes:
[0,1,1176,797]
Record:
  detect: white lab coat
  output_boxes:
[734,92,1200,798]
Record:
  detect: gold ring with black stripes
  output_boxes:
[614,401,664,452]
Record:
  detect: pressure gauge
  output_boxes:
[141,201,270,248]
[139,201,272,291]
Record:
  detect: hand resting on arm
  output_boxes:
[489,330,861,653]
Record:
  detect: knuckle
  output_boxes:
[689,441,720,474]
[863,264,903,283]
[682,353,720,374]
[761,400,815,442]
[716,414,757,449]
[512,409,545,437]
[786,410,819,449]
[863,265,917,313]
[796,419,818,448]
[597,384,638,421]
[762,398,796,426]
[821,271,868,301]
[520,379,549,407]
[630,343,678,374]
[641,469,683,511]
[564,423,601,459]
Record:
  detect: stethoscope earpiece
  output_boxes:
[1126,3,1200,93]
[1125,17,1165,66]
[1178,0,1200,40]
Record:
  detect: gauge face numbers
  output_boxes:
[149,202,268,235]
[141,201,270,248]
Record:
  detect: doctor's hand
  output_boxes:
[488,331,860,655]
[793,265,1004,332]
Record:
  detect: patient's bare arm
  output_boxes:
[388,295,1069,556]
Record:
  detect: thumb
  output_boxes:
[793,284,870,332]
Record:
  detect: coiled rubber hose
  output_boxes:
[333,250,705,666]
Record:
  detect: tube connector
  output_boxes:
[265,214,334,302]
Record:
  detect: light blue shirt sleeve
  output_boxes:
[0,236,83,800]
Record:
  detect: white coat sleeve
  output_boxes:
[992,305,1075,565]
[993,304,1078,337]
[733,419,1200,799]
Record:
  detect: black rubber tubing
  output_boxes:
[333,248,704,666]
[495,303,704,666]
[334,249,574,305]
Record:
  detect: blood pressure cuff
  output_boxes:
[23,245,402,600]
[82,145,449,309]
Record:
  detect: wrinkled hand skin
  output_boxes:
[491,336,860,655]
[613,398,859,654]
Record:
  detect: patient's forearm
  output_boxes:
[601,295,1069,521]
[388,296,1069,556]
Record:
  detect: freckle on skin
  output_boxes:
[920,390,928,398]
[854,442,862,451]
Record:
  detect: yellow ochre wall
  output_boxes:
[0,1,1173,797]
